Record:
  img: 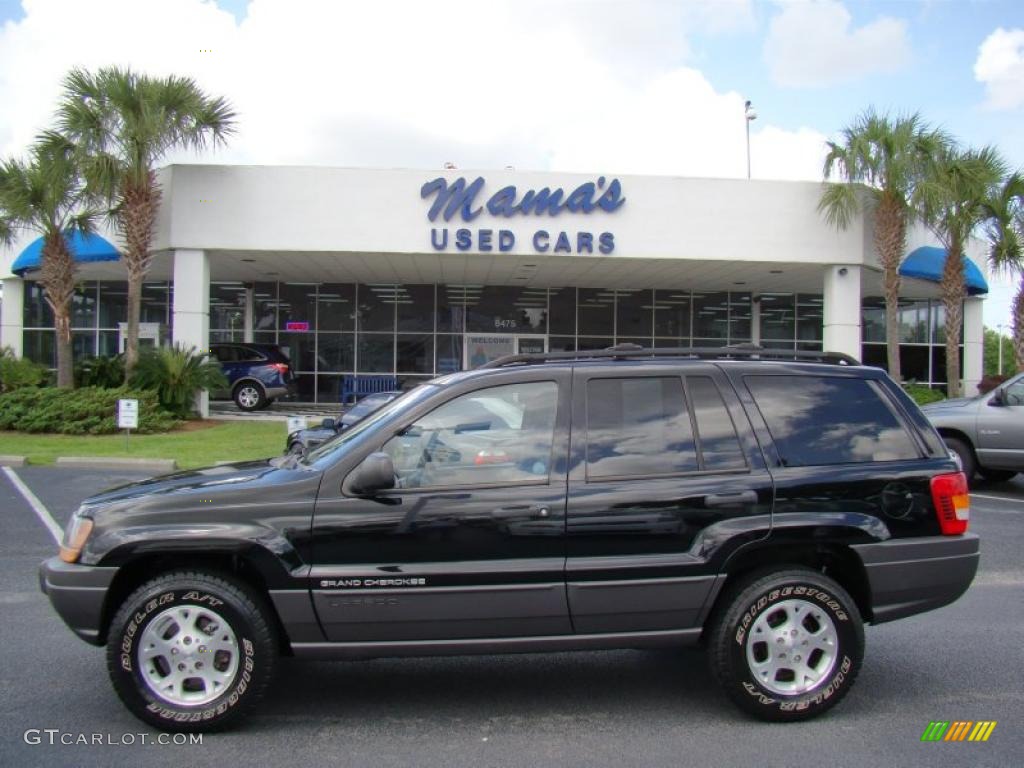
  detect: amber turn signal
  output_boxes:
[59,517,94,563]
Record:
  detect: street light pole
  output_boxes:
[744,100,757,179]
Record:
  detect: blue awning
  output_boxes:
[899,246,988,295]
[11,232,120,276]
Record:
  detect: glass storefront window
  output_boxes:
[437,285,467,333]
[357,334,394,372]
[693,292,729,340]
[729,293,752,342]
[576,336,613,350]
[318,334,354,372]
[278,283,318,332]
[253,283,278,334]
[317,283,356,332]
[899,300,929,343]
[796,294,823,342]
[279,331,316,372]
[98,282,128,327]
[23,329,54,366]
[72,330,95,361]
[760,293,795,341]
[357,284,397,332]
[397,334,433,373]
[861,297,886,342]
[98,330,119,357]
[397,284,436,332]
[549,288,575,335]
[316,375,344,403]
[465,286,547,334]
[140,283,171,325]
[616,289,652,337]
[577,288,614,336]
[210,282,247,333]
[23,282,54,328]
[71,284,97,327]
[435,335,463,374]
[653,290,691,341]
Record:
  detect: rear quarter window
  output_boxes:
[745,374,921,467]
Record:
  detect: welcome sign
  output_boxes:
[420,175,625,255]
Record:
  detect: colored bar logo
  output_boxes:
[921,721,997,742]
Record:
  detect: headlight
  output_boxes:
[59,514,94,563]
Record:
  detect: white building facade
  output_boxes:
[0,165,987,404]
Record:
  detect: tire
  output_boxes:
[708,568,864,722]
[944,437,976,483]
[233,382,266,411]
[106,570,278,732]
[978,468,1017,482]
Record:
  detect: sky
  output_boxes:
[0,0,1021,329]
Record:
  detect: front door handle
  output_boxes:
[492,505,552,519]
[704,491,758,508]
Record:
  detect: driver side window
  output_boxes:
[1004,379,1024,406]
[381,381,558,489]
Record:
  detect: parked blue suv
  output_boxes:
[209,343,294,410]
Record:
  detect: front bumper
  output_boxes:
[38,557,118,646]
[851,533,980,624]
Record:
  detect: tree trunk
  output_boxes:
[874,196,906,382]
[120,171,161,379]
[942,242,966,398]
[1014,281,1024,372]
[39,233,77,389]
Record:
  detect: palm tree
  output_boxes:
[56,66,236,377]
[984,172,1024,370]
[818,110,949,382]
[0,133,99,388]
[917,144,1007,397]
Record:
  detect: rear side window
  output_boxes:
[688,376,746,471]
[236,346,267,362]
[210,346,235,362]
[745,375,920,467]
[586,377,698,479]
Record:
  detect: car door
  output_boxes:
[310,369,572,642]
[976,374,1024,470]
[564,364,773,634]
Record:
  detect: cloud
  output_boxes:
[0,0,823,183]
[974,27,1024,110]
[763,0,911,88]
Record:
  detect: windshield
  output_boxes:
[302,384,438,465]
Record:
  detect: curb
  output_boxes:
[0,455,27,467]
[54,457,178,473]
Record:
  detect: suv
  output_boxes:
[209,343,294,411]
[922,371,1023,484]
[39,347,979,731]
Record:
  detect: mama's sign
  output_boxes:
[420,175,624,255]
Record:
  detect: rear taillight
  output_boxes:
[271,363,289,374]
[930,472,970,535]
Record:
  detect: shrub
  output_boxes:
[977,374,1008,395]
[75,355,125,388]
[0,347,48,392]
[904,384,945,406]
[0,387,178,434]
[129,344,228,417]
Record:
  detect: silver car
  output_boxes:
[922,372,1024,483]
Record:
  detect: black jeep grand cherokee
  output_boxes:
[40,347,979,731]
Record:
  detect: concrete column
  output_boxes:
[750,296,761,346]
[1,277,25,357]
[172,249,210,417]
[822,265,862,362]
[243,285,254,343]
[963,296,984,396]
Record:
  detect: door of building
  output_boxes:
[464,334,547,369]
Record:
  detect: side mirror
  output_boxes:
[348,452,395,495]
[989,390,1005,407]
[321,417,336,429]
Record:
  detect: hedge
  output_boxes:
[0,387,179,435]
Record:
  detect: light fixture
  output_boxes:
[838,267,848,276]
[744,99,757,180]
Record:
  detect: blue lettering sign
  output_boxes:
[598,232,615,254]
[553,232,572,253]
[421,176,625,222]
[498,230,515,252]
[455,228,472,251]
[533,230,550,252]
[478,229,493,252]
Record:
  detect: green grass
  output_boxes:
[0,421,288,468]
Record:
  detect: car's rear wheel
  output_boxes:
[708,568,864,722]
[978,468,1017,482]
[106,570,277,732]
[944,437,976,483]
[233,382,266,411]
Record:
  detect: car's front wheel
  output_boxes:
[106,570,278,732]
[708,568,864,721]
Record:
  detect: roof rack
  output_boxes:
[477,343,860,369]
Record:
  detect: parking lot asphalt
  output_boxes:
[2,466,1023,768]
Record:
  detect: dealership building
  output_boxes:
[0,165,989,410]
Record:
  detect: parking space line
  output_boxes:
[972,493,1024,505]
[1,466,62,544]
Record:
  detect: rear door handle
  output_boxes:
[704,491,758,508]
[492,505,552,519]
